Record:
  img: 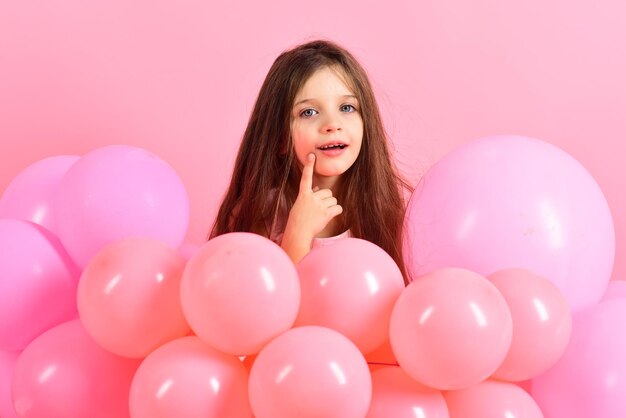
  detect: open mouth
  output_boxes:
[318,144,347,150]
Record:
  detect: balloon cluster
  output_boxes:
[0,136,622,418]
[401,135,620,417]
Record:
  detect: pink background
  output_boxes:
[1,0,624,280]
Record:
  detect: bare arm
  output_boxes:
[280,223,313,265]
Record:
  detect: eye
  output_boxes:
[300,108,318,118]
[341,104,357,113]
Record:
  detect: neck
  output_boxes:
[312,174,341,194]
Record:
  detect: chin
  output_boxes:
[316,169,348,178]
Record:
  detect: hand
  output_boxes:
[284,153,343,240]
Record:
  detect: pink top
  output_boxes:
[311,229,352,248]
[268,227,352,249]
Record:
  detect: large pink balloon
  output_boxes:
[444,380,543,418]
[405,135,614,312]
[532,299,626,418]
[366,366,449,418]
[54,145,189,269]
[0,155,78,235]
[295,238,405,355]
[488,269,572,381]
[78,238,190,358]
[11,320,141,418]
[0,351,19,418]
[0,219,78,351]
[129,336,252,418]
[601,280,626,301]
[390,268,512,390]
[180,233,300,356]
[249,326,372,418]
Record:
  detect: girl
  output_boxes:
[210,39,413,285]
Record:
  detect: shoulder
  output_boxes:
[230,188,288,242]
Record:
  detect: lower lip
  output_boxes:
[318,147,348,157]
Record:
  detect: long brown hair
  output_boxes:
[210,39,414,284]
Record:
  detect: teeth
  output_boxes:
[320,144,345,150]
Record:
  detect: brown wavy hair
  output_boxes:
[210,39,414,284]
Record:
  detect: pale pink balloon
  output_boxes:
[11,320,141,418]
[390,268,512,390]
[0,351,19,418]
[405,135,614,312]
[532,299,626,418]
[180,233,300,356]
[54,145,189,269]
[0,155,78,235]
[295,238,405,355]
[129,336,252,418]
[0,219,79,351]
[601,280,626,301]
[444,380,543,418]
[78,238,190,358]
[249,326,371,418]
[488,269,572,381]
[366,366,449,418]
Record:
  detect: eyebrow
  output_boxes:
[293,95,358,107]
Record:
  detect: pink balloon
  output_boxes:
[295,238,405,354]
[390,268,512,390]
[11,320,140,418]
[366,366,449,418]
[405,135,614,312]
[488,269,572,381]
[444,380,543,418]
[0,351,19,418]
[78,238,190,358]
[532,299,626,418]
[249,326,371,418]
[601,280,626,301]
[129,336,252,418]
[0,155,78,235]
[181,233,300,356]
[54,145,189,269]
[0,219,78,351]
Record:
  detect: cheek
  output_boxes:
[290,137,309,168]
[291,128,314,155]
[352,125,364,154]
[351,143,363,164]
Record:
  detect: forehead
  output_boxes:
[295,66,356,99]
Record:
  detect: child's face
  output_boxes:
[290,66,363,183]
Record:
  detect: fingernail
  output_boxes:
[308,153,314,161]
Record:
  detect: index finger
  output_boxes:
[299,153,315,193]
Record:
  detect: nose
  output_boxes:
[321,113,342,133]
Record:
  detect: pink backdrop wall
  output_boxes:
[1,0,624,280]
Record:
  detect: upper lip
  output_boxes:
[317,141,348,149]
